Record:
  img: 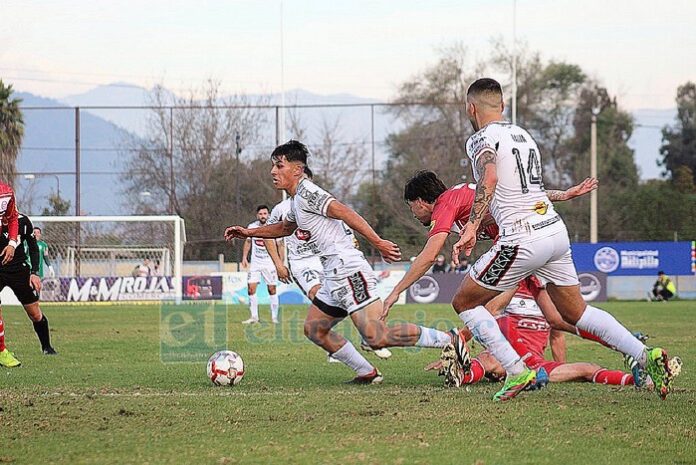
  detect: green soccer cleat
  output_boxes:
[644,347,672,400]
[493,368,537,402]
[0,348,22,367]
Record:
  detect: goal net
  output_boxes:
[30,215,186,302]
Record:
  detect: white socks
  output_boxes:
[416,326,452,348]
[331,341,374,376]
[575,305,646,363]
[270,294,279,322]
[459,306,526,376]
[249,294,259,320]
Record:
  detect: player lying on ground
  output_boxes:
[0,213,57,367]
[225,140,457,384]
[425,276,681,388]
[446,78,674,400]
[241,205,283,324]
[264,166,392,360]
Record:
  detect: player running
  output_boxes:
[0,213,57,367]
[242,205,283,324]
[446,78,674,401]
[265,166,392,360]
[225,140,456,384]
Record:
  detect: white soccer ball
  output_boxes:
[207,350,245,386]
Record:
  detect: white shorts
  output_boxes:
[313,262,379,317]
[247,266,278,286]
[470,229,579,292]
[289,256,324,295]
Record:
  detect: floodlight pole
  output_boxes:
[590,112,598,243]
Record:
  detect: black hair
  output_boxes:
[467,78,503,98]
[33,226,42,232]
[404,170,447,203]
[303,165,313,179]
[256,204,270,213]
[271,140,309,165]
[658,271,665,275]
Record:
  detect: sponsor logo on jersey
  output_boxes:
[253,239,266,248]
[533,201,548,215]
[0,195,11,214]
[429,220,436,231]
[346,271,370,305]
[594,247,620,273]
[478,245,518,287]
[295,229,312,241]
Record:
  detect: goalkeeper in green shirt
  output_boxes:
[27,226,54,278]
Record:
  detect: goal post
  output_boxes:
[29,215,187,303]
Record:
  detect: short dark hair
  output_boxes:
[303,165,313,179]
[467,78,503,98]
[256,204,269,213]
[33,226,42,232]
[404,170,447,203]
[271,140,309,165]
[658,271,665,275]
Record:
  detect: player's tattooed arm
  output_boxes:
[546,190,567,202]
[468,149,498,227]
[546,177,598,202]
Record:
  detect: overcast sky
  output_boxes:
[2,0,694,109]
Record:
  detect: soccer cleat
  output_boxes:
[632,331,649,343]
[624,354,646,388]
[241,318,260,325]
[360,341,393,360]
[0,348,22,367]
[345,369,383,385]
[42,347,58,355]
[439,344,462,387]
[644,347,672,400]
[493,368,537,402]
[667,356,682,384]
[527,367,549,391]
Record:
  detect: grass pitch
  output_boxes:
[1,301,695,465]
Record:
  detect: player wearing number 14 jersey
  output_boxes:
[445,78,676,401]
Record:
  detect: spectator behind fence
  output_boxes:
[132,258,152,277]
[453,258,471,274]
[651,271,676,301]
[431,254,448,273]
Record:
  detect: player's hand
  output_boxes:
[241,258,250,269]
[452,224,477,266]
[277,265,291,284]
[224,226,248,241]
[424,359,443,371]
[0,245,15,265]
[380,292,399,321]
[29,273,42,292]
[566,177,598,199]
[376,239,401,263]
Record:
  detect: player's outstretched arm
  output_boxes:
[224,220,296,241]
[453,149,497,264]
[326,200,401,263]
[382,232,448,320]
[546,177,598,202]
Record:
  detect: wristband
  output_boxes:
[8,239,18,248]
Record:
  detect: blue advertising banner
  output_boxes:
[571,241,693,276]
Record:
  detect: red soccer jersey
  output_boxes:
[428,183,499,240]
[0,183,19,242]
[514,275,544,300]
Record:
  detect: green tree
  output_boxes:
[660,82,696,183]
[0,80,24,186]
[42,194,72,216]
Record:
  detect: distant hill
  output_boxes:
[15,84,674,217]
[17,92,133,215]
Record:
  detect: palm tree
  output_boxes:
[0,80,25,186]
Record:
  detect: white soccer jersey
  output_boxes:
[246,221,275,268]
[466,121,561,241]
[268,198,315,261]
[286,178,365,278]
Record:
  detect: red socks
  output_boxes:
[592,369,634,386]
[0,316,5,351]
[461,358,486,384]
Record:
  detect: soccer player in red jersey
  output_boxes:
[0,183,22,367]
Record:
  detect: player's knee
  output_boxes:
[25,306,42,322]
[362,333,387,350]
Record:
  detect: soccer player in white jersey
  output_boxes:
[242,205,282,324]
[442,78,674,401]
[265,166,392,360]
[225,140,456,384]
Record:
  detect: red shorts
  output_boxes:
[497,315,563,375]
